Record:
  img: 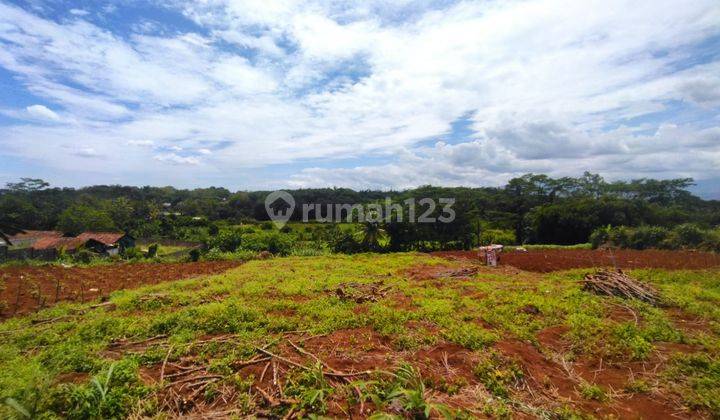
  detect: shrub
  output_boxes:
[240,231,293,256]
[206,229,243,252]
[480,229,516,245]
[122,247,143,260]
[630,226,669,250]
[73,249,96,264]
[146,243,159,258]
[331,233,362,254]
[665,224,706,249]
[700,228,720,252]
[590,224,718,251]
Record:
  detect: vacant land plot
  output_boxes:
[0,261,241,318]
[433,249,720,272]
[0,254,719,418]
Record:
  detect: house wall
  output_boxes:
[118,236,135,251]
[0,248,58,261]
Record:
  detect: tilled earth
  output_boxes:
[432,248,720,272]
[0,261,242,318]
[1,253,718,419]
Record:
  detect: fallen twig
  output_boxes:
[164,374,223,388]
[160,344,174,383]
[109,334,168,348]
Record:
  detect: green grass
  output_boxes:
[0,253,718,418]
[516,243,592,250]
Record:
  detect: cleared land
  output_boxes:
[0,253,719,418]
[0,261,241,318]
[433,249,720,272]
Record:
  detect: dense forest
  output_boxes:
[1,173,719,251]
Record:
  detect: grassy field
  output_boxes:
[0,253,718,418]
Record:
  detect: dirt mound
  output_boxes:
[333,281,392,303]
[0,261,241,318]
[432,249,720,272]
[404,264,478,281]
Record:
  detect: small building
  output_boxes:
[32,236,86,252]
[31,232,135,256]
[6,230,63,249]
[76,232,136,255]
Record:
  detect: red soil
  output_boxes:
[497,337,690,418]
[432,249,720,272]
[0,261,242,318]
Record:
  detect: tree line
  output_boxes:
[0,173,718,248]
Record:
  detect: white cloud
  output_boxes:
[69,9,89,16]
[25,104,59,121]
[74,147,100,157]
[154,153,201,165]
[127,139,154,147]
[0,0,718,189]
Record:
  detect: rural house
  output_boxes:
[6,230,63,249]
[76,232,135,255]
[31,232,135,256]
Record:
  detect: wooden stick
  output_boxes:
[254,385,279,407]
[257,347,374,378]
[164,366,204,379]
[259,361,271,383]
[165,374,222,388]
[160,344,174,383]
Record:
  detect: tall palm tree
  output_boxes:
[356,221,387,252]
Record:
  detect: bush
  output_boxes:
[206,229,243,252]
[240,231,293,256]
[122,247,143,260]
[665,224,706,248]
[73,249,96,264]
[330,233,363,254]
[146,243,159,258]
[630,226,669,250]
[590,224,718,251]
[188,248,201,262]
[480,229,516,245]
[700,229,720,252]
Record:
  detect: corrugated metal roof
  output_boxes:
[8,230,63,240]
[32,237,85,250]
[76,232,126,246]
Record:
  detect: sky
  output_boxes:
[0,0,719,197]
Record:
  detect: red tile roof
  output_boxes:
[76,232,126,246]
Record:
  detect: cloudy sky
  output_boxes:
[0,0,719,196]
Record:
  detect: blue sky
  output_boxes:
[0,0,719,197]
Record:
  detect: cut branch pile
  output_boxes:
[583,269,660,305]
[117,332,381,417]
[334,281,392,303]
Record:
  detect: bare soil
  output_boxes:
[0,261,241,318]
[432,249,720,272]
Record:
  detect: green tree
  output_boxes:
[106,197,134,232]
[57,204,116,235]
[5,178,49,192]
[0,195,41,228]
[356,221,386,252]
